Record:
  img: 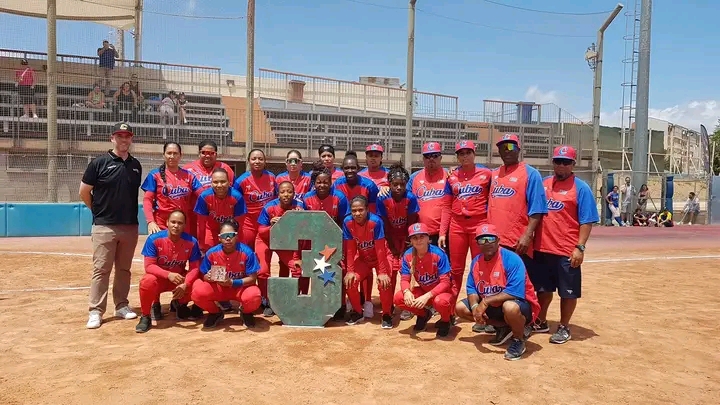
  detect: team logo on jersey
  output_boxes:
[157,256,186,268]
[391,217,408,227]
[547,198,565,211]
[477,281,504,296]
[415,185,444,202]
[491,184,516,198]
[197,174,212,185]
[165,186,191,199]
[227,271,245,279]
[213,214,235,223]
[356,239,375,250]
[417,272,438,285]
[247,190,275,203]
[453,183,483,199]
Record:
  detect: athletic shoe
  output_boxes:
[203,312,225,328]
[86,310,102,329]
[413,309,431,332]
[533,320,550,333]
[135,315,151,333]
[114,306,137,320]
[188,304,204,319]
[262,305,275,317]
[524,324,533,340]
[363,301,374,318]
[549,325,572,344]
[381,314,393,329]
[241,312,256,328]
[175,303,192,320]
[489,326,513,346]
[400,310,414,321]
[218,301,233,312]
[435,321,451,337]
[332,306,346,321]
[428,307,439,318]
[346,311,363,325]
[504,338,527,361]
[472,323,495,333]
[150,303,163,321]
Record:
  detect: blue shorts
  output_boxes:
[461,298,532,325]
[529,252,582,298]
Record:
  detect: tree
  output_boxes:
[713,119,720,175]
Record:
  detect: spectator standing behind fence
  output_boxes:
[97,40,118,93]
[113,82,138,122]
[679,192,700,225]
[619,177,635,225]
[15,59,38,119]
[178,92,188,124]
[606,185,625,226]
[79,122,142,329]
[85,83,105,109]
[637,184,649,212]
[160,91,177,126]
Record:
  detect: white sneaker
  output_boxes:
[114,306,137,320]
[86,311,102,329]
[363,301,374,318]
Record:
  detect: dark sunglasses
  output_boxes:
[218,231,237,240]
[476,236,498,245]
[423,153,441,159]
[201,151,217,157]
[552,158,574,166]
[286,158,301,165]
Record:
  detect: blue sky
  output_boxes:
[0,0,717,129]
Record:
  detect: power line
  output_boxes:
[480,0,615,16]
[75,0,245,20]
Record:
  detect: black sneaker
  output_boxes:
[524,324,533,340]
[169,299,178,312]
[435,321,451,337]
[400,310,414,321]
[241,312,256,328]
[413,309,431,332]
[504,337,527,361]
[203,312,225,328]
[332,306,347,321]
[262,305,275,317]
[175,303,192,320]
[381,314,393,329]
[346,311,363,325]
[489,326,513,346]
[549,325,571,344]
[533,320,550,333]
[150,303,163,321]
[188,304,204,319]
[135,315,151,333]
[219,301,233,312]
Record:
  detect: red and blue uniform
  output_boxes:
[256,198,306,300]
[333,176,379,213]
[276,171,312,204]
[328,167,344,183]
[233,170,278,247]
[190,242,263,315]
[139,230,202,317]
[193,188,247,252]
[466,247,540,324]
[392,244,455,322]
[183,160,235,237]
[141,168,202,232]
[342,213,393,316]
[407,168,450,238]
[358,166,390,188]
[441,164,492,291]
[302,189,350,225]
[488,162,548,257]
[376,190,420,292]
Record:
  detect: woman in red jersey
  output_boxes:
[142,142,202,234]
[276,149,312,204]
[233,149,277,248]
[193,168,247,252]
[318,144,344,183]
[303,161,350,225]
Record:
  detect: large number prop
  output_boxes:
[268,211,342,327]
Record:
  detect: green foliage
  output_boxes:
[713,119,720,175]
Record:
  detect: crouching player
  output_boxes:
[455,224,540,361]
[136,210,203,333]
[190,220,262,329]
[393,223,455,337]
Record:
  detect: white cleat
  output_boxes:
[114,306,137,320]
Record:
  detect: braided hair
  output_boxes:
[387,162,410,185]
[159,142,182,196]
[310,159,331,186]
[219,218,240,233]
[350,195,368,208]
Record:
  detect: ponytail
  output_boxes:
[409,247,418,290]
[159,163,168,196]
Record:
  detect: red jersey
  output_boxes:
[407,168,449,235]
[329,167,344,183]
[376,190,420,237]
[193,188,248,251]
[183,160,235,192]
[276,171,312,204]
[358,167,389,188]
[488,162,548,252]
[141,167,202,226]
[201,243,260,282]
[399,245,452,296]
[342,212,389,274]
[141,230,203,285]
[333,176,379,212]
[233,170,278,221]
[443,164,492,221]
[302,189,350,224]
[534,175,599,257]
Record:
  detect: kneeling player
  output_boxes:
[393,223,455,337]
[190,220,262,329]
[136,210,203,333]
[455,224,540,361]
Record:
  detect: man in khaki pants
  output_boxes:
[79,122,143,329]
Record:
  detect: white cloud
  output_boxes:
[578,100,719,131]
[524,86,559,105]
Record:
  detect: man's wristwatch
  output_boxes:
[575,244,586,252]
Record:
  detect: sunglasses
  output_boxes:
[201,151,217,157]
[286,158,301,165]
[218,232,237,240]
[552,158,573,166]
[423,153,441,159]
[499,143,518,151]
[476,236,498,245]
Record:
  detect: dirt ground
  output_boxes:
[1,226,719,405]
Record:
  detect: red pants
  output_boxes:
[346,260,393,315]
[386,236,407,294]
[448,215,486,292]
[240,216,258,249]
[392,287,454,322]
[255,235,307,300]
[190,280,262,314]
[138,273,191,316]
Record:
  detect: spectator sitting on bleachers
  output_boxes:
[97,40,118,94]
[85,83,106,109]
[15,58,38,119]
[678,192,700,225]
[129,74,143,103]
[113,81,138,122]
[632,208,647,226]
[657,209,673,227]
[159,91,177,125]
[178,92,187,124]
[647,212,658,227]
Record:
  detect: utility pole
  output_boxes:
[404,0,417,172]
[630,0,652,213]
[245,0,255,170]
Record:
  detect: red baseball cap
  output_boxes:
[455,140,476,153]
[408,223,429,237]
[496,133,520,147]
[422,142,441,155]
[475,223,499,239]
[366,143,384,153]
[552,145,577,161]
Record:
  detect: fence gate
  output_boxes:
[711,176,720,224]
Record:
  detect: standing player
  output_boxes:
[533,146,598,343]
[441,140,492,293]
[142,142,202,234]
[190,220,263,329]
[342,196,394,327]
[359,143,390,189]
[393,223,454,337]
[256,181,306,316]
[233,149,277,248]
[136,210,203,333]
[303,161,350,225]
[318,144,344,182]
[193,168,247,252]
[276,149,312,204]
[455,224,540,361]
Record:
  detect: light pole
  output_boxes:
[588,3,624,202]
[404,0,417,172]
[246,0,255,170]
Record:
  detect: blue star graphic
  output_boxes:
[318,269,336,286]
